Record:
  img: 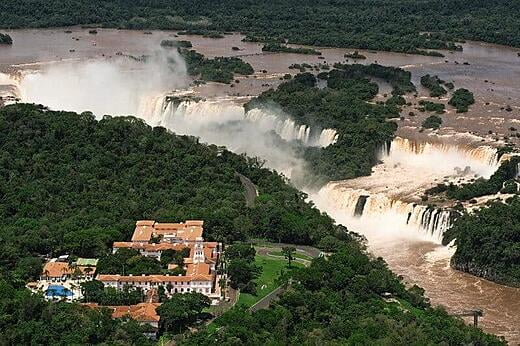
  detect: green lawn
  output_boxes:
[236,254,302,308]
[267,250,313,261]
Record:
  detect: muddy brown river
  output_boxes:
[1,28,519,343]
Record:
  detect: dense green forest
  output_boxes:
[261,43,322,55]
[246,65,414,181]
[0,103,507,343]
[1,1,520,53]
[420,74,448,97]
[449,88,475,113]
[428,156,520,285]
[418,100,445,114]
[443,197,520,287]
[421,115,442,129]
[182,245,504,345]
[0,103,343,285]
[177,48,253,84]
[427,157,520,201]
[0,279,155,345]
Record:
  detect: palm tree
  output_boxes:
[83,266,93,279]
[219,277,227,300]
[62,265,70,280]
[42,269,50,281]
[72,267,83,281]
[282,247,296,268]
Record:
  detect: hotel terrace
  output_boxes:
[98,220,222,299]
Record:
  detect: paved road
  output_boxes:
[249,285,286,312]
[235,172,258,207]
[247,244,322,313]
[256,242,323,258]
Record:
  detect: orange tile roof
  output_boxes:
[83,303,160,322]
[113,241,140,248]
[136,220,155,227]
[203,247,215,259]
[154,223,184,231]
[111,303,160,322]
[97,271,212,283]
[145,243,188,251]
[130,220,205,243]
[42,262,95,277]
[97,274,121,281]
[186,263,210,277]
[131,224,153,242]
[173,227,203,241]
[186,220,204,226]
[43,262,71,277]
[113,241,189,252]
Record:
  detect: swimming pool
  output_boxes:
[46,285,74,297]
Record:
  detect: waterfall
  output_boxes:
[379,136,500,179]
[318,129,339,147]
[245,108,311,143]
[140,95,338,148]
[244,107,338,146]
[317,185,452,243]
[312,136,503,244]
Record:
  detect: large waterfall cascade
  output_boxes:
[141,95,339,148]
[317,137,502,243]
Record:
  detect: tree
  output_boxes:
[0,33,12,45]
[449,88,475,113]
[227,259,260,292]
[317,235,340,252]
[160,248,189,267]
[422,115,442,129]
[81,280,105,302]
[282,246,296,268]
[156,293,210,334]
[225,243,256,262]
[83,266,94,278]
[219,277,227,300]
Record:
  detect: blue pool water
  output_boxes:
[46,285,73,297]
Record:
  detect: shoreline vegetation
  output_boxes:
[261,43,322,55]
[0,1,520,54]
[246,63,414,181]
[443,196,520,288]
[176,46,254,84]
[0,32,12,44]
[427,157,520,286]
[0,104,506,344]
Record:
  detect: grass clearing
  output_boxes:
[236,254,302,308]
[267,250,313,261]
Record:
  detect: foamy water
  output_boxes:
[0,30,519,342]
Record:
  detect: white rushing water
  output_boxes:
[3,52,519,341]
[0,59,337,178]
[140,95,338,148]
[313,136,501,243]
[1,57,500,243]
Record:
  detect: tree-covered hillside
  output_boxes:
[246,66,411,181]
[0,104,506,345]
[183,245,505,345]
[0,103,341,283]
[1,1,520,53]
[443,197,520,287]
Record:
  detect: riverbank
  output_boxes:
[0,28,519,343]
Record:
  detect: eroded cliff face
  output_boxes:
[450,259,520,288]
